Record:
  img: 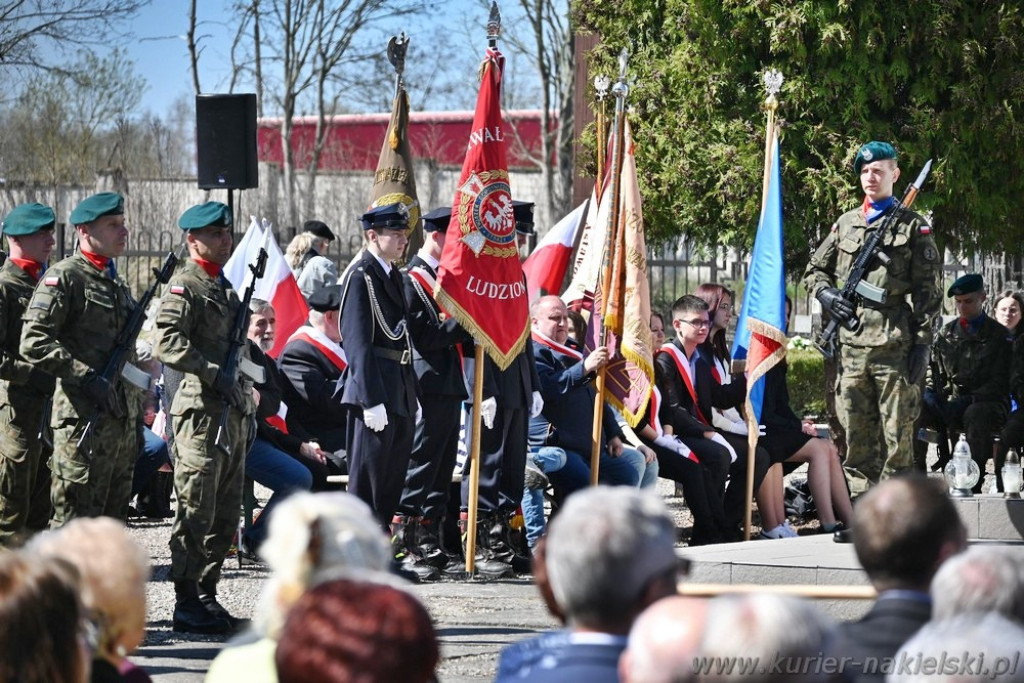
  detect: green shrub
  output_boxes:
[785,347,827,419]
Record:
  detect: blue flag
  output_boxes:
[731,134,787,423]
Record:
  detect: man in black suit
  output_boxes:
[277,285,349,479]
[394,207,471,578]
[338,203,419,529]
[655,294,768,536]
[459,201,543,575]
[838,474,967,682]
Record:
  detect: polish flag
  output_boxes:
[522,199,588,302]
[224,217,310,358]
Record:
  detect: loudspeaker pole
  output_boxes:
[227,188,235,241]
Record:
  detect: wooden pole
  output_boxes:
[588,50,630,486]
[465,345,486,573]
[742,75,781,541]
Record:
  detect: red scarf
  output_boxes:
[656,343,710,426]
[531,330,583,362]
[193,257,222,279]
[286,326,348,372]
[10,258,44,281]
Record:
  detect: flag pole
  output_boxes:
[594,74,611,188]
[743,68,783,541]
[589,49,629,486]
[464,0,503,574]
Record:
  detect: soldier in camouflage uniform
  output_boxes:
[804,142,941,496]
[20,193,141,526]
[920,274,1011,492]
[154,201,254,635]
[0,203,57,545]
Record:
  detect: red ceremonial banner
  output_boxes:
[434,47,529,370]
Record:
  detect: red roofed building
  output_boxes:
[257,109,549,171]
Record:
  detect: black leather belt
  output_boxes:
[374,347,411,365]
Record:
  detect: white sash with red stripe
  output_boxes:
[286,326,348,372]
[657,343,710,426]
[531,330,583,362]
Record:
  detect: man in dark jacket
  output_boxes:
[837,474,967,682]
[920,273,1011,491]
[395,207,471,579]
[338,204,418,529]
[277,284,349,469]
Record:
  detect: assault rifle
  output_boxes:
[814,159,933,359]
[214,248,267,455]
[78,245,186,450]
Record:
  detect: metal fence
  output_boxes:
[67,226,1020,326]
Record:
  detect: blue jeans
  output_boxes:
[522,445,643,548]
[132,427,171,497]
[245,437,313,544]
[620,446,659,489]
[522,446,569,548]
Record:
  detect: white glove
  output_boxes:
[363,403,388,432]
[654,433,693,459]
[710,431,738,463]
[531,390,544,418]
[653,434,680,451]
[725,419,748,436]
[480,396,497,430]
[757,424,767,438]
[416,400,422,424]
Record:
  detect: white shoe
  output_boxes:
[759,524,789,540]
[781,520,800,538]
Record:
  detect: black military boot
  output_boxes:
[460,511,513,579]
[391,515,440,582]
[416,517,453,570]
[198,590,250,632]
[172,580,231,635]
[489,511,533,574]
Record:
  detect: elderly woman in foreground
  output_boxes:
[206,491,399,683]
[29,517,152,682]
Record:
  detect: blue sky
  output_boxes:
[119,1,514,117]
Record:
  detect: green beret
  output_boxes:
[947,273,984,297]
[178,202,233,231]
[3,203,56,237]
[853,141,897,175]
[69,192,124,225]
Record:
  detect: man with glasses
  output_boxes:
[920,274,1010,492]
[654,294,768,540]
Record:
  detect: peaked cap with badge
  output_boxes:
[360,203,410,231]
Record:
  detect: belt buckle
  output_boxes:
[401,349,411,365]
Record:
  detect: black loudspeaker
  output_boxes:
[196,93,258,190]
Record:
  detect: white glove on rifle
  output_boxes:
[531,391,544,418]
[364,403,388,432]
[480,396,497,430]
[710,431,738,463]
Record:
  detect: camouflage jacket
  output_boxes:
[0,260,55,401]
[153,259,255,417]
[928,314,1012,403]
[20,252,138,418]
[804,206,941,348]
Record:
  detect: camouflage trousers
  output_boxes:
[836,342,920,496]
[0,397,52,545]
[169,405,250,592]
[50,410,137,527]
